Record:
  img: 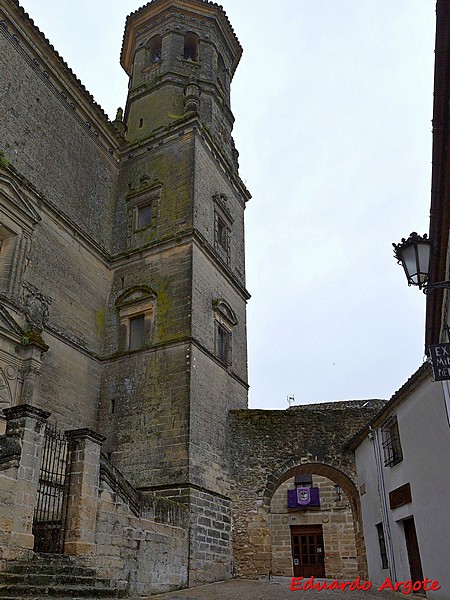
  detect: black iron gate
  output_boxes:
[33,423,71,553]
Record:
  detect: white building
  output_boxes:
[348,363,450,598]
[349,1,450,597]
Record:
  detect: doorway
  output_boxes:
[291,525,325,578]
[403,517,424,581]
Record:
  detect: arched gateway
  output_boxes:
[228,401,384,580]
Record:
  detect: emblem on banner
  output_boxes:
[297,487,311,505]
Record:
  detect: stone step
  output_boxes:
[0,554,128,600]
[0,572,97,586]
[8,561,96,577]
[1,563,95,578]
[0,597,127,600]
[0,585,125,598]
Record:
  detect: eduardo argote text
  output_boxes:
[290,575,441,594]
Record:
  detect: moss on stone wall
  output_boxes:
[0,150,9,167]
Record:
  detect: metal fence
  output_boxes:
[32,423,70,553]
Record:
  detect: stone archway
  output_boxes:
[228,402,382,579]
[265,462,366,579]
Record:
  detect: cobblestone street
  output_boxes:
[147,577,423,600]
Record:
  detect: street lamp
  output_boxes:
[393,232,450,293]
[334,484,342,502]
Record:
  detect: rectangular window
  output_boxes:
[136,203,152,230]
[376,523,389,569]
[214,212,230,265]
[215,322,231,365]
[217,216,228,249]
[381,416,403,467]
[295,474,313,487]
[129,314,145,350]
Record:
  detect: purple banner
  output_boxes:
[288,487,320,509]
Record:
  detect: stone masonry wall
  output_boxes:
[0,2,119,250]
[189,346,248,496]
[99,343,191,488]
[192,137,247,288]
[188,488,232,587]
[0,410,189,594]
[98,242,193,488]
[93,472,189,595]
[113,134,195,255]
[0,171,111,432]
[28,206,110,431]
[151,485,233,587]
[0,0,116,434]
[270,475,358,579]
[191,238,248,385]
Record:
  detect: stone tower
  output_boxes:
[98,0,251,584]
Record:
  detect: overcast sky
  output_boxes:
[17,0,436,410]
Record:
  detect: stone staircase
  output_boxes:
[0,554,129,599]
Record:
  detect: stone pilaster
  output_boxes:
[64,428,105,556]
[18,341,47,406]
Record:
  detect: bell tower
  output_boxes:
[121,0,242,168]
[99,0,251,586]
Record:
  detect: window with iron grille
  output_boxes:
[381,416,403,467]
[376,522,389,569]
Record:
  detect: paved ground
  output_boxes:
[146,577,424,600]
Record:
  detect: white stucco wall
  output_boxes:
[355,371,450,599]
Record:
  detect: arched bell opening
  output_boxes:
[147,34,162,64]
[183,32,199,61]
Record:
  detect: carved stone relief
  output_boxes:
[0,362,19,420]
[23,284,51,333]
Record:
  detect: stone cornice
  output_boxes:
[120,114,251,202]
[110,228,250,301]
[3,403,50,422]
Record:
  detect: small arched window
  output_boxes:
[183,32,199,61]
[148,35,162,64]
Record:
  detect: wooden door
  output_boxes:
[291,525,325,578]
[403,517,424,581]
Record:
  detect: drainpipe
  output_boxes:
[369,426,397,582]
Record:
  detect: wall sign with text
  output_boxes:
[430,343,450,381]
